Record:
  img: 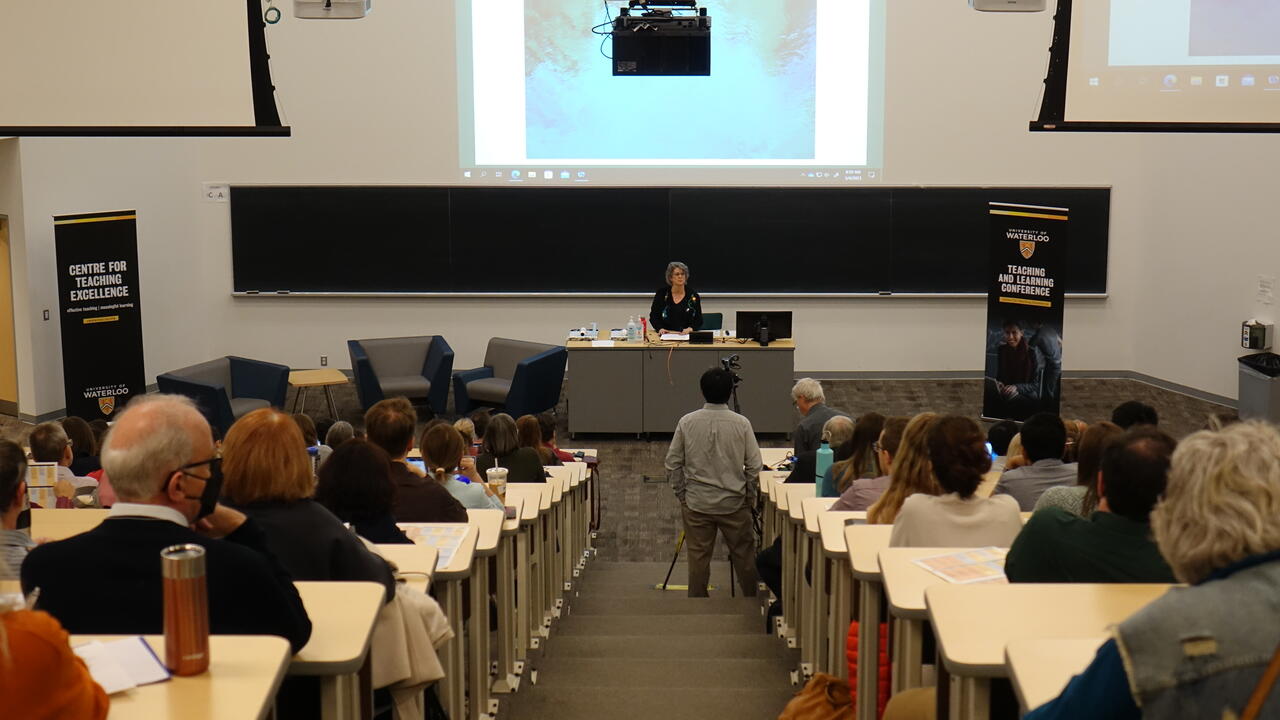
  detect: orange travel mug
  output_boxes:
[161,543,210,676]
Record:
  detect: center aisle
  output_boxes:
[503,561,799,720]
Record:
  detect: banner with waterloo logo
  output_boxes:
[982,202,1067,422]
[54,210,145,420]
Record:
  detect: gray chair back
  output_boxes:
[484,338,557,381]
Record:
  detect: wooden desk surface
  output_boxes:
[760,448,794,470]
[761,472,786,503]
[504,485,544,524]
[819,511,865,557]
[784,484,815,521]
[1006,637,1106,713]
[429,525,480,580]
[800,497,837,534]
[290,581,385,676]
[501,497,523,534]
[879,547,1003,621]
[564,461,588,487]
[565,329,797,351]
[288,369,349,387]
[927,583,1171,677]
[375,543,438,594]
[546,467,572,499]
[72,635,290,720]
[844,524,894,581]
[466,509,504,555]
[31,508,109,541]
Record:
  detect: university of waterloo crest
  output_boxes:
[98,396,115,415]
[1019,240,1036,259]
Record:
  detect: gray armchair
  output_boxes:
[156,356,290,435]
[452,338,567,417]
[348,336,454,414]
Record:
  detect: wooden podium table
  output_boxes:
[565,329,795,435]
[289,369,348,418]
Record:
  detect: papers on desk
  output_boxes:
[659,333,689,341]
[398,524,470,569]
[26,462,58,509]
[590,340,615,347]
[74,637,170,694]
[912,547,1009,584]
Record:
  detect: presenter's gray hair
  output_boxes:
[1152,421,1280,584]
[665,261,690,284]
[101,394,202,501]
[821,415,855,448]
[791,378,825,403]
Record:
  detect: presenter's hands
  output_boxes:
[681,327,693,334]
[195,504,247,539]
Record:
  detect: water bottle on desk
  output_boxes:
[626,315,639,342]
[815,440,833,496]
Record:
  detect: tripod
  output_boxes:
[660,530,738,596]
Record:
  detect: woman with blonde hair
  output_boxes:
[222,408,394,601]
[1023,420,1280,719]
[421,424,503,510]
[866,412,941,525]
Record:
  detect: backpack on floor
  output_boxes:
[778,672,852,720]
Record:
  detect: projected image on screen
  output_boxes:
[456,0,884,184]
[524,0,816,160]
[1062,0,1280,124]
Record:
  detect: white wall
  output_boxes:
[4,1,1276,415]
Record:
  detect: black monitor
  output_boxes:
[735,311,793,344]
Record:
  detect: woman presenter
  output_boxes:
[649,261,703,334]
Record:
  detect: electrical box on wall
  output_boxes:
[970,0,1046,11]
[1243,319,1274,350]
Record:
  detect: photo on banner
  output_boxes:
[982,202,1066,422]
[54,210,146,421]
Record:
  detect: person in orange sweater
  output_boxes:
[0,604,108,719]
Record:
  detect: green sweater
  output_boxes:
[1005,508,1175,584]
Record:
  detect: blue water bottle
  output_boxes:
[815,440,833,496]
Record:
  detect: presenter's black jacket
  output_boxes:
[650,286,703,333]
[21,516,313,653]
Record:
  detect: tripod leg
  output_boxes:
[729,553,736,598]
[661,531,686,591]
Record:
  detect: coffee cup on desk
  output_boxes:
[486,467,508,499]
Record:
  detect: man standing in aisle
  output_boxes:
[666,368,762,597]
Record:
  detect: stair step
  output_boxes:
[555,613,761,637]
[504,686,797,720]
[568,596,762,616]
[531,657,794,689]
[543,633,787,660]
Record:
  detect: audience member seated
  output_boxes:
[538,412,576,463]
[0,441,33,576]
[422,424,503,510]
[889,416,1022,548]
[824,412,884,497]
[61,416,101,476]
[316,439,412,544]
[832,416,908,512]
[790,378,848,454]
[1034,421,1123,517]
[21,395,312,652]
[453,418,476,453]
[469,408,493,450]
[993,412,1077,511]
[223,408,395,602]
[1024,421,1280,719]
[324,420,355,449]
[1003,432,1027,471]
[1007,427,1177,584]
[0,581,108,720]
[516,414,561,466]
[986,419,1019,473]
[1062,418,1086,463]
[290,413,331,468]
[27,421,98,506]
[475,413,546,484]
[366,398,467,523]
[87,418,109,450]
[867,413,941,525]
[785,415,853,486]
[814,416,858,496]
[1111,399,1158,429]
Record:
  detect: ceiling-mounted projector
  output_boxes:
[294,0,371,19]
[970,0,1045,11]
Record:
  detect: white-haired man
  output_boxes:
[791,378,848,455]
[22,394,312,652]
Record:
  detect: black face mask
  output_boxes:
[173,457,222,521]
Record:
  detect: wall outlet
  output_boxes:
[42,309,49,321]
[320,355,328,367]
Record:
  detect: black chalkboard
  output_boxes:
[230,186,1109,294]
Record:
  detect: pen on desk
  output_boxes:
[24,586,40,610]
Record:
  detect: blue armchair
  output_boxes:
[347,336,454,414]
[453,338,568,417]
[156,356,289,435]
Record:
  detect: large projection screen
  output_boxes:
[0,0,284,135]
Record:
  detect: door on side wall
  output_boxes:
[0,216,17,415]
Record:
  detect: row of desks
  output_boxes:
[21,452,599,720]
[759,468,1172,720]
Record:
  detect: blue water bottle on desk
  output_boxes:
[815,440,833,496]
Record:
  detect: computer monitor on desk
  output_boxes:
[735,311,793,345]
